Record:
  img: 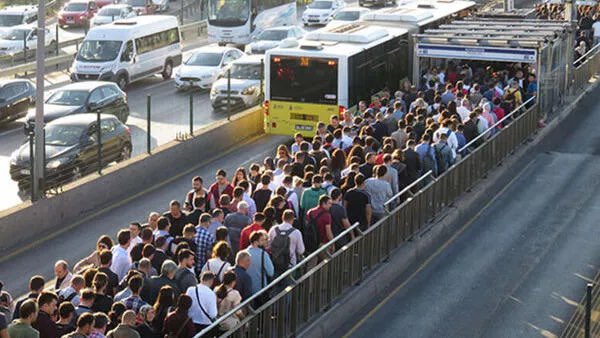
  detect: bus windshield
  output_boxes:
[0,14,23,27]
[270,56,338,104]
[208,0,250,27]
[76,40,122,62]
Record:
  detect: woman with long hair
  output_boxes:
[330,149,346,185]
[275,144,292,164]
[262,207,276,231]
[163,294,196,338]
[202,241,232,284]
[231,167,249,190]
[214,271,244,332]
[152,285,176,334]
[346,145,365,167]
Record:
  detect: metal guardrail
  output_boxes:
[196,222,361,337]
[2,20,207,79]
[384,170,435,212]
[573,43,600,92]
[561,271,600,338]
[192,99,541,337]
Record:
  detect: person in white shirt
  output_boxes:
[238,180,257,219]
[434,120,459,160]
[593,19,600,46]
[201,241,232,283]
[281,176,299,216]
[186,271,218,331]
[456,98,471,122]
[110,229,132,281]
[127,222,143,254]
[267,210,305,267]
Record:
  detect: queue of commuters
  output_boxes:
[0,58,539,338]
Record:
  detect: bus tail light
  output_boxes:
[263,100,269,116]
[339,105,346,117]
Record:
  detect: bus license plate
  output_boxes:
[295,124,313,132]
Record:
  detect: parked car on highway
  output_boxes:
[25,81,129,130]
[10,114,132,191]
[302,0,345,26]
[327,7,370,26]
[245,26,306,54]
[0,25,56,56]
[120,0,157,15]
[58,0,98,28]
[0,6,38,35]
[91,4,137,27]
[210,55,264,110]
[0,79,35,123]
[175,46,245,90]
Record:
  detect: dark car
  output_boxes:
[10,114,132,191]
[25,81,129,131]
[0,79,35,123]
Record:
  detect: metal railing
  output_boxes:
[562,271,600,338]
[384,170,435,212]
[192,99,541,337]
[197,222,361,337]
[572,43,600,92]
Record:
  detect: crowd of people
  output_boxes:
[0,58,540,338]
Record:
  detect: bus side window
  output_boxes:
[121,40,134,62]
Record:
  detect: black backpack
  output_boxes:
[271,228,293,274]
[434,143,448,175]
[304,210,326,254]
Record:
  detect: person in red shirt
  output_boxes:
[209,169,234,207]
[306,195,333,251]
[239,212,266,251]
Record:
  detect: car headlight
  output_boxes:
[241,86,257,95]
[210,87,218,96]
[46,157,71,170]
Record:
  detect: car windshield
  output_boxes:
[45,124,86,146]
[76,40,122,62]
[65,3,88,11]
[208,0,249,27]
[124,0,146,7]
[334,11,359,20]
[0,14,23,27]
[257,30,288,41]
[98,7,123,16]
[1,28,30,41]
[309,1,333,9]
[185,52,222,66]
[229,63,261,79]
[46,90,88,106]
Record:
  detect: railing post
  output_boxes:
[147,94,151,154]
[585,283,592,338]
[189,91,193,136]
[23,31,27,61]
[55,24,59,55]
[29,130,35,201]
[227,68,231,121]
[260,58,264,97]
[97,111,102,174]
[180,0,184,24]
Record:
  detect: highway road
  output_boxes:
[340,89,600,338]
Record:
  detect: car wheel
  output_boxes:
[48,40,57,53]
[117,75,128,90]
[118,143,132,162]
[162,61,173,80]
[71,165,83,182]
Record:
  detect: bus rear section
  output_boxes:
[265,54,341,135]
[264,23,409,136]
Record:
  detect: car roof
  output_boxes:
[67,0,91,4]
[101,4,130,9]
[262,26,296,32]
[56,81,115,92]
[338,7,369,13]
[5,24,35,31]
[192,45,242,54]
[48,113,119,126]
[0,79,33,87]
[0,5,37,15]
[232,54,264,65]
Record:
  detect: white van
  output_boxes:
[70,15,182,89]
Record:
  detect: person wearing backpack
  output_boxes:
[201,242,231,289]
[306,195,334,256]
[415,133,438,177]
[433,133,454,175]
[268,210,305,276]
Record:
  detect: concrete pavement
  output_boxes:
[342,89,600,338]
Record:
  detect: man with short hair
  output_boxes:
[364,165,393,222]
[56,302,76,336]
[33,291,59,338]
[344,174,372,231]
[244,230,274,295]
[127,223,143,253]
[239,212,266,251]
[63,312,94,338]
[54,260,73,292]
[300,175,327,215]
[232,251,253,300]
[111,229,132,281]
[89,313,109,338]
[8,300,39,338]
[75,289,95,318]
[252,175,273,212]
[175,249,197,293]
[58,275,84,306]
[122,275,147,314]
[13,276,45,320]
[164,200,189,237]
[307,195,334,250]
[185,176,214,212]
[194,213,215,276]
[268,210,305,270]
[224,202,252,254]
[359,153,376,178]
[186,272,218,333]
[329,188,353,250]
[106,310,139,338]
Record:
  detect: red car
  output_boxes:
[58,0,98,27]
[94,0,115,7]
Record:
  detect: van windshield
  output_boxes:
[0,14,23,27]
[76,40,122,62]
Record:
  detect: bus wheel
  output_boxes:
[162,61,173,80]
[117,75,128,90]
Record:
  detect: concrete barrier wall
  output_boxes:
[0,107,264,253]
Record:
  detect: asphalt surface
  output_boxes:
[342,88,600,338]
